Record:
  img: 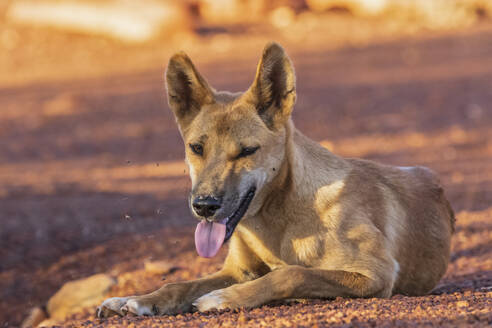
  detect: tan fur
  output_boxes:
[97,42,454,317]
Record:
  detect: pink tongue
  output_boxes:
[194,220,227,258]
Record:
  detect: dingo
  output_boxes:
[97,42,454,317]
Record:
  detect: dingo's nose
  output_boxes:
[192,196,221,218]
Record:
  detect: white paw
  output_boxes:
[96,297,129,317]
[121,299,153,316]
[97,297,156,318]
[193,289,226,312]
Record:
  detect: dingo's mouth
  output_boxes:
[194,186,256,258]
[224,186,256,242]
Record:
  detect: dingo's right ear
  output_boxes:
[166,52,214,132]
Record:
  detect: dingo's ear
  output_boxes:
[247,42,296,129]
[166,52,214,131]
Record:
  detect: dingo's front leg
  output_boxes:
[194,265,391,311]
[96,271,236,317]
[97,231,266,317]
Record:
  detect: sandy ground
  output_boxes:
[0,22,492,327]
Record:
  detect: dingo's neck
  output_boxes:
[260,120,349,224]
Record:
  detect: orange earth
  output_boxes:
[0,19,491,328]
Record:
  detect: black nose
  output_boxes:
[192,196,221,218]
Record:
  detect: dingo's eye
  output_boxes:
[237,146,260,159]
[189,143,203,156]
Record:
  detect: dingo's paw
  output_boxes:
[96,297,130,318]
[193,289,232,311]
[120,298,155,316]
[97,293,188,317]
[96,296,157,317]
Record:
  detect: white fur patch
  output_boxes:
[292,235,322,264]
[314,180,345,217]
[124,299,152,316]
[398,166,415,172]
[186,158,197,186]
[193,289,225,312]
[235,168,269,217]
[385,217,398,249]
[97,297,129,317]
[316,180,345,200]
[394,259,400,276]
[238,168,268,197]
[390,258,400,286]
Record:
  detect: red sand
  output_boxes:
[1,23,491,328]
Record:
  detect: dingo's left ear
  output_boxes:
[166,52,214,132]
[247,42,296,129]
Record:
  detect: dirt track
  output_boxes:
[1,25,491,327]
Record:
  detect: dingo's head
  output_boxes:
[166,42,296,257]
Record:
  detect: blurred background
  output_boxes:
[1,0,491,327]
[2,0,492,85]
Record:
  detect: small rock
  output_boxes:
[144,260,176,275]
[46,274,116,321]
